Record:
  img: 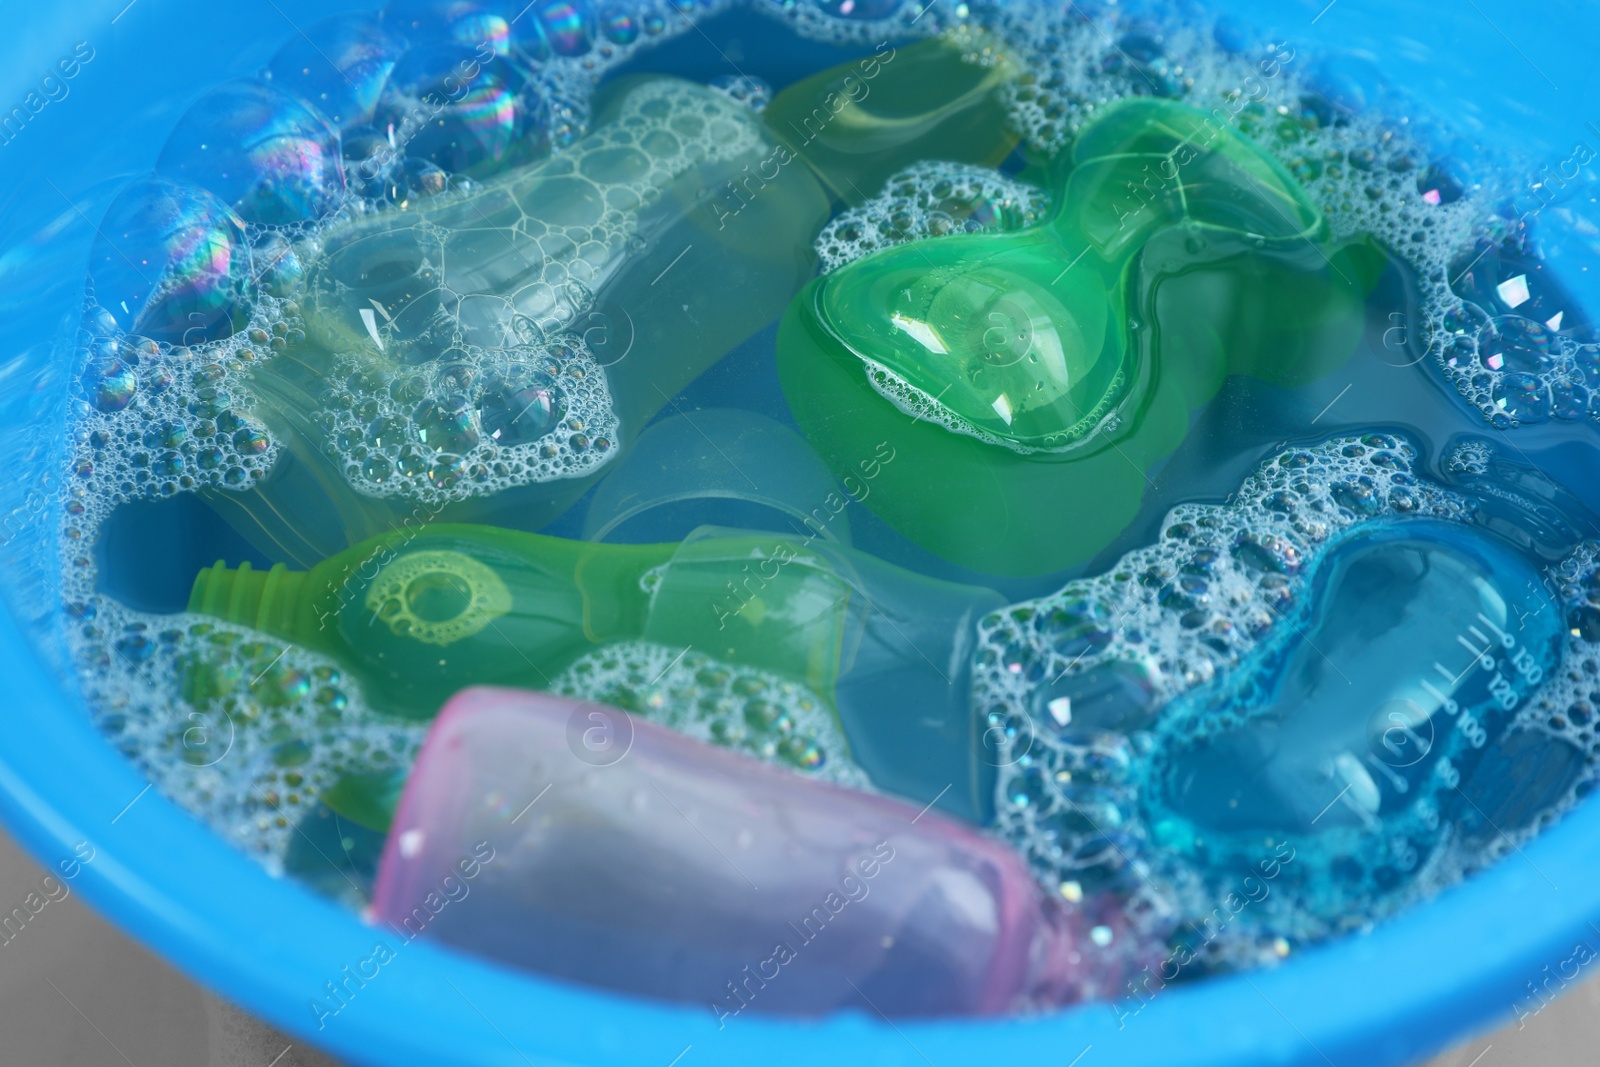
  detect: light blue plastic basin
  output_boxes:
[0,0,1596,1064]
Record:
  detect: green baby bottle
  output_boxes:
[761,34,1020,203]
[202,76,830,565]
[777,97,1386,577]
[189,522,1007,824]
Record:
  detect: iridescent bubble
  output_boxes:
[480,373,563,443]
[599,3,639,44]
[145,419,188,449]
[402,156,450,197]
[1493,372,1552,424]
[140,356,173,395]
[88,176,252,344]
[156,80,346,224]
[1481,316,1556,375]
[528,0,595,55]
[779,735,824,769]
[232,423,271,454]
[414,393,481,452]
[382,0,550,63]
[374,44,546,177]
[429,453,469,487]
[253,232,304,298]
[266,13,409,128]
[1551,376,1590,420]
[1449,237,1586,337]
[87,352,138,412]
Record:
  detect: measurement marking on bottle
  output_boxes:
[1477,613,1509,643]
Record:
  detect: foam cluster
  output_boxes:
[551,639,871,789]
[709,73,773,112]
[1522,544,1600,758]
[69,293,297,507]
[296,78,770,504]
[70,595,422,868]
[1444,437,1495,475]
[814,160,1050,273]
[309,78,768,354]
[314,338,618,502]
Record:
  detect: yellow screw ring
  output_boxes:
[365,550,512,647]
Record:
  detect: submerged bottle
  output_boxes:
[371,687,1150,1017]
[203,76,830,564]
[1142,517,1566,924]
[760,35,1020,203]
[777,96,1386,577]
[189,521,1007,822]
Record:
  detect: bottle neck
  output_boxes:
[188,559,315,645]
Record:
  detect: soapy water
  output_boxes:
[550,638,872,789]
[33,0,1600,1001]
[976,433,1600,963]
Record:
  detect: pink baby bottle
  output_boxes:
[371,687,1151,1020]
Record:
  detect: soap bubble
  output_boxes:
[88,176,252,344]
[382,0,547,62]
[709,74,771,111]
[402,156,450,197]
[1491,372,1551,424]
[85,346,139,412]
[480,371,564,444]
[266,13,409,128]
[414,393,481,452]
[156,80,346,225]
[599,3,640,44]
[373,44,547,177]
[526,0,596,55]
[252,232,304,298]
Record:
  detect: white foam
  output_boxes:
[815,160,1050,273]
[551,638,872,789]
[74,595,422,871]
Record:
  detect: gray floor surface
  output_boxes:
[0,819,1581,1066]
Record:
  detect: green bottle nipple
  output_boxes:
[778,97,1386,577]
